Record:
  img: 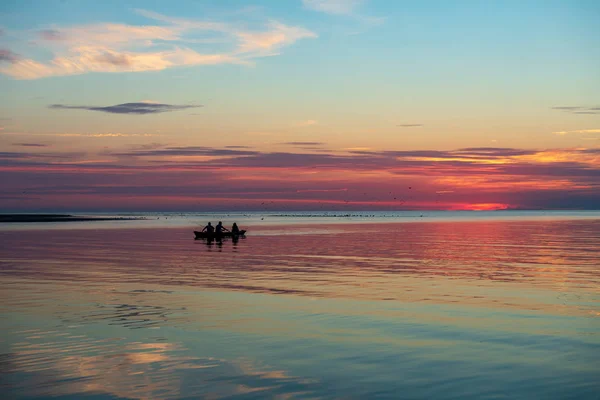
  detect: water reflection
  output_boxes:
[1,327,320,399]
[2,221,597,309]
[196,235,245,251]
[0,220,599,399]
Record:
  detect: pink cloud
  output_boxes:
[1,146,599,211]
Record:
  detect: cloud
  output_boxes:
[302,0,363,15]
[235,21,317,56]
[0,152,30,159]
[1,48,243,80]
[296,188,348,193]
[39,29,65,41]
[1,145,599,211]
[552,106,582,110]
[12,143,49,147]
[0,150,85,162]
[302,0,384,29]
[579,148,600,154]
[283,142,325,146]
[94,51,133,66]
[127,142,167,151]
[552,106,600,115]
[0,49,20,63]
[49,102,201,114]
[397,124,423,128]
[453,147,537,157]
[112,146,581,172]
[114,146,259,157]
[343,147,372,152]
[53,133,161,137]
[295,120,318,127]
[0,10,316,80]
[553,129,600,135]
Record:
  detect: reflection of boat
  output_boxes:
[194,230,246,239]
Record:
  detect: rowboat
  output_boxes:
[194,230,246,239]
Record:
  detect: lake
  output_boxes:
[1,212,599,399]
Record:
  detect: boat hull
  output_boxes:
[194,230,246,239]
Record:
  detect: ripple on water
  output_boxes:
[0,220,599,399]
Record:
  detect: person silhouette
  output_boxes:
[231,222,240,234]
[215,221,229,234]
[201,222,214,234]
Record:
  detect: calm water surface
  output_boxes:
[1,218,599,399]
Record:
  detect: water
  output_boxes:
[1,214,599,399]
[3,210,600,230]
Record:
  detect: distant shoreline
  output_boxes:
[0,214,146,223]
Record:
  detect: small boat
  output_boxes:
[194,230,246,239]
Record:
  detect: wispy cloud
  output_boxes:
[302,0,363,15]
[0,49,20,63]
[39,29,65,41]
[552,106,600,115]
[49,102,200,115]
[302,0,384,28]
[452,147,536,157]
[0,130,161,138]
[234,21,317,57]
[296,188,348,193]
[284,141,325,146]
[55,133,161,137]
[0,9,317,80]
[397,124,423,128]
[554,129,600,135]
[295,119,318,127]
[115,146,259,157]
[12,143,49,147]
[343,147,372,152]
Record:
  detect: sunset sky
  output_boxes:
[1,0,599,211]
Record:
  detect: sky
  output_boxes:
[0,0,599,211]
